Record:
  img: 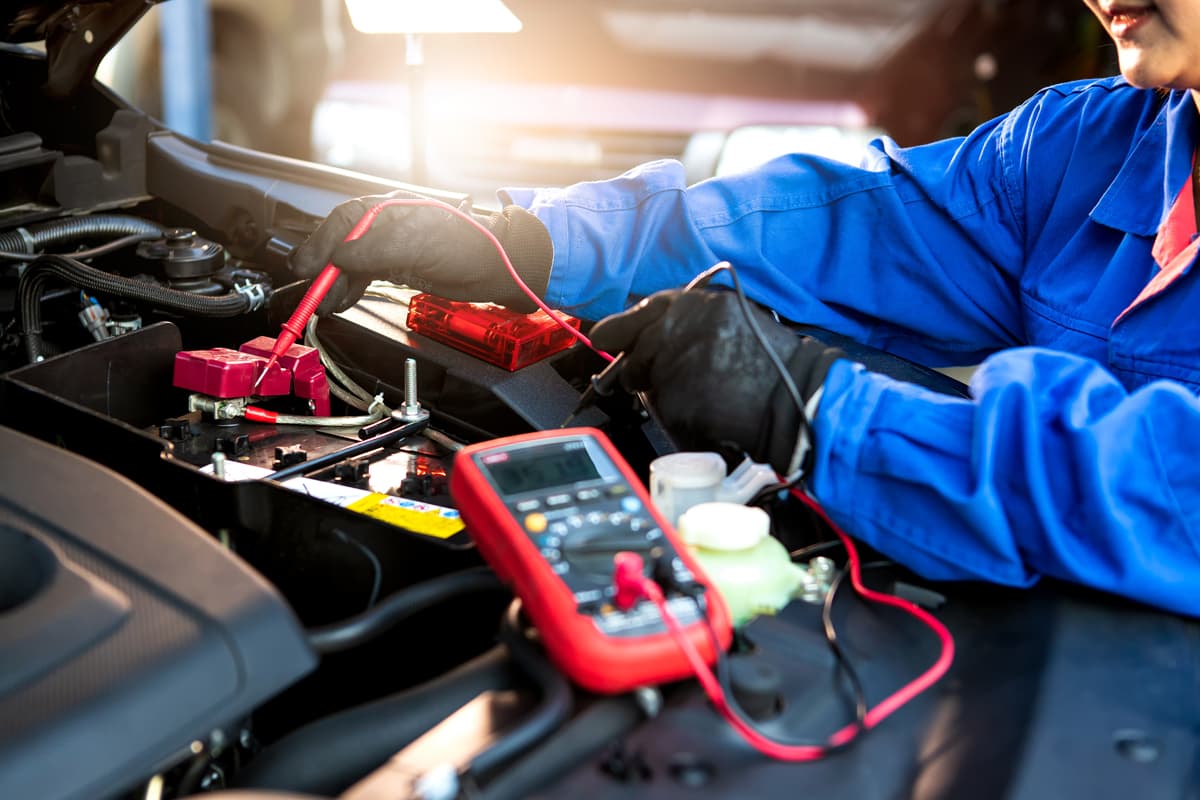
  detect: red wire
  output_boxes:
[358,198,955,748]
[357,198,614,362]
[640,579,826,760]
[634,488,956,761]
[789,487,955,729]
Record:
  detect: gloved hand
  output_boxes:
[588,288,846,476]
[289,190,554,315]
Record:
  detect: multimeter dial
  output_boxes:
[492,444,700,625]
[450,428,732,693]
[560,527,662,581]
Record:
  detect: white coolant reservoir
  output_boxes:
[677,502,806,626]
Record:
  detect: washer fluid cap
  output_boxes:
[651,452,726,488]
[677,502,769,551]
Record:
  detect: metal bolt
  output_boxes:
[799,577,825,604]
[810,556,835,578]
[634,686,663,718]
[403,358,421,416]
[395,357,430,423]
[211,451,227,480]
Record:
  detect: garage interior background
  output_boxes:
[97,0,1118,201]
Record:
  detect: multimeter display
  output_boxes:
[483,443,601,495]
[451,428,732,694]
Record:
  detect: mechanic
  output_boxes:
[291,0,1200,617]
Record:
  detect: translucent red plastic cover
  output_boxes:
[406,293,581,371]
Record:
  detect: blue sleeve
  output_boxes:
[811,350,1200,617]
[504,98,1041,366]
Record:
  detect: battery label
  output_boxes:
[347,493,465,539]
[204,461,463,538]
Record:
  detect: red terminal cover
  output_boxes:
[406,293,581,371]
[292,370,332,416]
[173,348,290,398]
[239,336,331,415]
[239,336,321,379]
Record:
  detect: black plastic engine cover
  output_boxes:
[0,426,317,800]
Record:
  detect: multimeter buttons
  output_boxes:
[451,428,732,694]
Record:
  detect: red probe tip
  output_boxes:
[251,358,275,393]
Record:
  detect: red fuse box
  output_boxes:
[406,294,581,371]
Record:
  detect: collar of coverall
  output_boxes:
[1089,87,1200,238]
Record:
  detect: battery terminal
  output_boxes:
[188,394,248,421]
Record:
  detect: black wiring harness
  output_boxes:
[18,253,263,362]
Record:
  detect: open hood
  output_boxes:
[2,0,160,96]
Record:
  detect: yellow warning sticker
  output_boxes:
[347,493,465,539]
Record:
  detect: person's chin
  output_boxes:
[1119,63,1197,92]
[1117,53,1168,89]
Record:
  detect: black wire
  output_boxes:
[721,264,805,413]
[19,254,256,362]
[713,262,814,462]
[561,264,732,428]
[748,476,834,555]
[682,262,730,292]
[567,260,807,437]
[747,478,801,509]
[466,600,574,781]
[305,567,504,654]
[332,529,382,609]
[666,261,818,482]
[788,539,844,561]
[822,569,868,734]
[0,232,160,262]
[691,571,867,754]
[688,598,837,752]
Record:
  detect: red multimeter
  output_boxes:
[450,427,732,694]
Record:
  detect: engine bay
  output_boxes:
[2,24,1200,800]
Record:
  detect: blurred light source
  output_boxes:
[715,124,884,176]
[344,0,523,34]
[341,0,522,186]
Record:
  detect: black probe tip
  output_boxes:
[561,354,626,427]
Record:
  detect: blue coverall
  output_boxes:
[503,77,1200,617]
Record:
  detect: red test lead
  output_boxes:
[254,196,614,394]
[252,202,394,393]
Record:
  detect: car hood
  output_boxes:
[2,0,155,96]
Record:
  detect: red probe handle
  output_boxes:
[271,204,389,359]
[279,264,341,345]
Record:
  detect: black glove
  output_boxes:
[588,288,846,476]
[289,190,554,315]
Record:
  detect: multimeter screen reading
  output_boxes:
[486,444,601,495]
